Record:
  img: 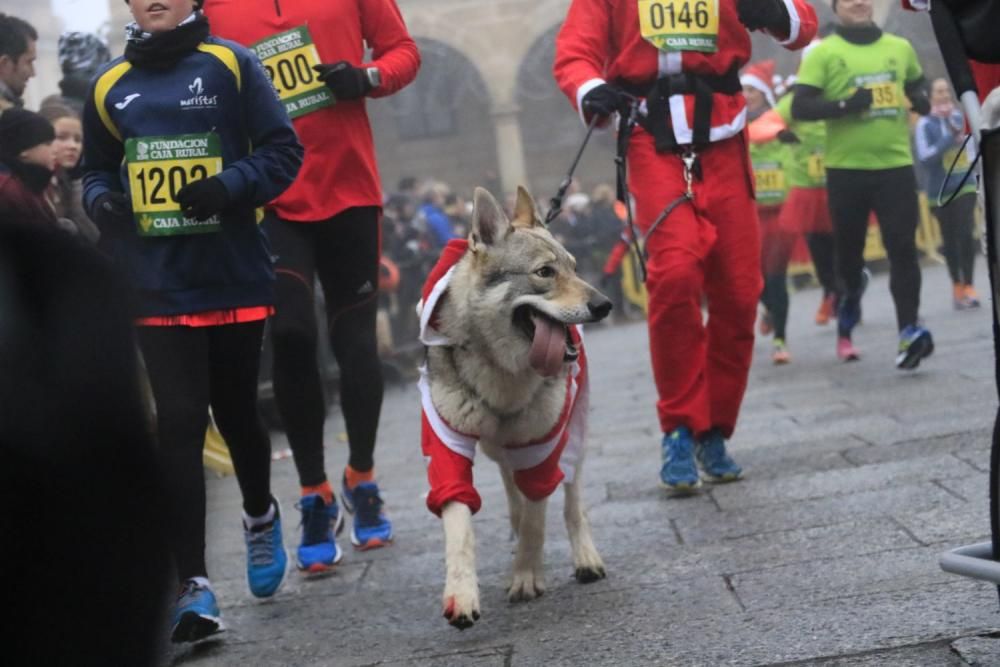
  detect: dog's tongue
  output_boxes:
[529,312,566,377]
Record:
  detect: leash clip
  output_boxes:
[681,148,697,199]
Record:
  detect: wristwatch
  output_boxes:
[365,67,381,90]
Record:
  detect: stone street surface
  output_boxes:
[177,261,1000,666]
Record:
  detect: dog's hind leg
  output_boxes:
[508,496,547,602]
[564,472,606,583]
[441,502,480,629]
[499,464,523,540]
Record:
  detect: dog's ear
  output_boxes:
[470,187,509,248]
[511,185,543,229]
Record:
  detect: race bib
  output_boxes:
[639,0,719,53]
[855,73,900,118]
[125,133,223,237]
[806,152,825,182]
[755,164,786,203]
[943,144,971,170]
[252,26,333,119]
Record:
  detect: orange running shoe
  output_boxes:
[815,293,837,326]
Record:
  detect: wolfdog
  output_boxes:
[416,186,612,629]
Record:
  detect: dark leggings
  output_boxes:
[138,321,273,582]
[267,207,383,487]
[933,192,977,286]
[827,166,922,331]
[806,231,837,296]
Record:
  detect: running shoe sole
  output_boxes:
[896,332,934,370]
[171,612,224,644]
[701,470,743,484]
[350,528,393,550]
[659,478,702,496]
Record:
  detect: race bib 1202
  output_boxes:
[252,26,333,119]
[125,133,223,237]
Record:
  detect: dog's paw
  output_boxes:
[507,568,545,603]
[573,547,607,584]
[442,590,480,630]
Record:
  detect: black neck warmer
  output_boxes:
[124,14,211,70]
[836,24,883,45]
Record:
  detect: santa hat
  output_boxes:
[740,60,777,108]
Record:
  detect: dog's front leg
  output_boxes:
[508,496,547,602]
[499,464,522,540]
[441,501,480,629]
[564,474,606,583]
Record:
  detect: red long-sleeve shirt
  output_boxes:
[203,0,420,221]
[553,0,817,143]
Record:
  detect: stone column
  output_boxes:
[491,102,529,195]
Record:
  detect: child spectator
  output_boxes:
[39,103,99,242]
[0,107,57,226]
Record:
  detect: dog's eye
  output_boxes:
[535,266,556,279]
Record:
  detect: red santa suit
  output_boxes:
[417,240,590,517]
[554,0,817,438]
[202,0,420,221]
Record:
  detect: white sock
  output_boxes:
[243,501,276,529]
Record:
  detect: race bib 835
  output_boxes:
[252,26,333,119]
[126,133,223,236]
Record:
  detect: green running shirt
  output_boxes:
[796,33,922,170]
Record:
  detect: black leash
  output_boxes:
[615,98,699,284]
[547,96,699,285]
[545,115,600,226]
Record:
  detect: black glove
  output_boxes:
[776,129,800,144]
[91,191,132,230]
[581,84,626,119]
[313,61,371,101]
[737,0,790,32]
[176,176,229,222]
[843,86,874,114]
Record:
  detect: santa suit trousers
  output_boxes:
[628,127,762,438]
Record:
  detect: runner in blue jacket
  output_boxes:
[82,0,303,644]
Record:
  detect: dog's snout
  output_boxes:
[588,297,613,321]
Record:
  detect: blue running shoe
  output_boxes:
[696,429,743,483]
[342,478,393,550]
[296,493,344,574]
[660,427,701,495]
[171,579,223,644]
[896,325,934,370]
[244,499,288,598]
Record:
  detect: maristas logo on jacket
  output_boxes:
[180,77,219,110]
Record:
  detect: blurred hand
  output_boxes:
[92,192,132,230]
[844,87,873,113]
[777,129,801,144]
[737,0,789,31]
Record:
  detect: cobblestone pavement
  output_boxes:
[171,261,1000,666]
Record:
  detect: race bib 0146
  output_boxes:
[252,26,333,119]
[639,0,719,53]
[125,133,223,237]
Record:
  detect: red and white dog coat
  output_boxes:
[418,239,590,516]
